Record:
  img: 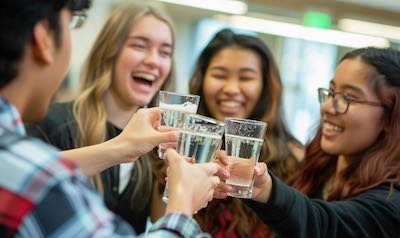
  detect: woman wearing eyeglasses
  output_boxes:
[216,47,400,237]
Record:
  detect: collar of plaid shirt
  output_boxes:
[0,97,25,136]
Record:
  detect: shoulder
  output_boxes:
[0,135,80,204]
[26,101,77,147]
[332,183,400,219]
[45,101,74,123]
[26,101,74,130]
[0,134,88,233]
[362,183,400,205]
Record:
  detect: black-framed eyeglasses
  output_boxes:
[69,11,87,29]
[68,0,91,29]
[317,88,383,114]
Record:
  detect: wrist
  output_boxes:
[253,173,273,203]
[165,186,193,216]
[106,136,138,164]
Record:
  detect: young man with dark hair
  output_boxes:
[0,0,220,237]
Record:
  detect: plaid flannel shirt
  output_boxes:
[0,97,209,238]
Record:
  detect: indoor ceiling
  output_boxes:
[337,0,400,12]
[247,0,400,26]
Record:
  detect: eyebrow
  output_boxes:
[127,36,173,48]
[208,66,258,73]
[330,80,366,96]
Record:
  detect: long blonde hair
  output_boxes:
[73,2,175,199]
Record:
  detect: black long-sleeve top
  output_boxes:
[245,173,400,238]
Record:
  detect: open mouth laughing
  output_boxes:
[131,72,156,86]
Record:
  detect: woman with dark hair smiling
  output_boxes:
[189,28,304,237]
[217,46,400,238]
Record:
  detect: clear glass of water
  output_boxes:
[224,118,267,199]
[157,91,200,159]
[162,113,225,203]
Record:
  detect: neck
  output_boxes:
[322,155,349,200]
[336,155,349,175]
[0,47,48,122]
[0,81,27,115]
[104,90,139,129]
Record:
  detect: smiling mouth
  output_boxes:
[220,101,242,108]
[132,73,155,86]
[217,101,243,115]
[323,122,344,133]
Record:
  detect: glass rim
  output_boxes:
[158,90,200,99]
[185,113,225,126]
[178,128,224,137]
[224,117,267,127]
[180,113,225,136]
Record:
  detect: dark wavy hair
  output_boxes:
[293,47,400,200]
[0,0,90,89]
[189,28,304,237]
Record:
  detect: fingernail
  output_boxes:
[223,170,230,178]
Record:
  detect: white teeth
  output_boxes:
[220,101,241,108]
[325,122,343,132]
[132,73,156,81]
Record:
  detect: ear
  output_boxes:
[31,20,55,65]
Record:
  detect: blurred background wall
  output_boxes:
[66,0,400,144]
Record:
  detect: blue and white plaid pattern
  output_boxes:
[0,97,209,237]
[0,97,25,135]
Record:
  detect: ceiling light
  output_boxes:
[224,15,389,48]
[338,18,400,41]
[158,0,247,15]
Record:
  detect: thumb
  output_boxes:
[153,130,178,145]
[165,148,181,165]
[198,162,219,176]
[148,107,161,128]
[254,162,267,176]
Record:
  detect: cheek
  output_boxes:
[160,59,172,80]
[203,78,220,98]
[244,81,262,102]
[202,78,221,110]
[119,49,142,69]
[345,112,385,150]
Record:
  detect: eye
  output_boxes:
[129,43,146,50]
[211,74,226,79]
[159,49,172,58]
[240,76,255,81]
[342,93,358,101]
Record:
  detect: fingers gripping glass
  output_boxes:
[317,88,382,114]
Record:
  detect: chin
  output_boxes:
[320,142,341,155]
[131,96,152,106]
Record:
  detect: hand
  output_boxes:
[213,150,233,199]
[115,108,178,163]
[157,126,178,159]
[164,149,220,215]
[213,151,272,202]
[251,162,272,203]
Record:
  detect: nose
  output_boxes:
[222,77,240,95]
[143,49,160,68]
[320,96,337,115]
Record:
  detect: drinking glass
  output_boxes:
[162,113,225,203]
[157,91,200,159]
[224,118,267,198]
